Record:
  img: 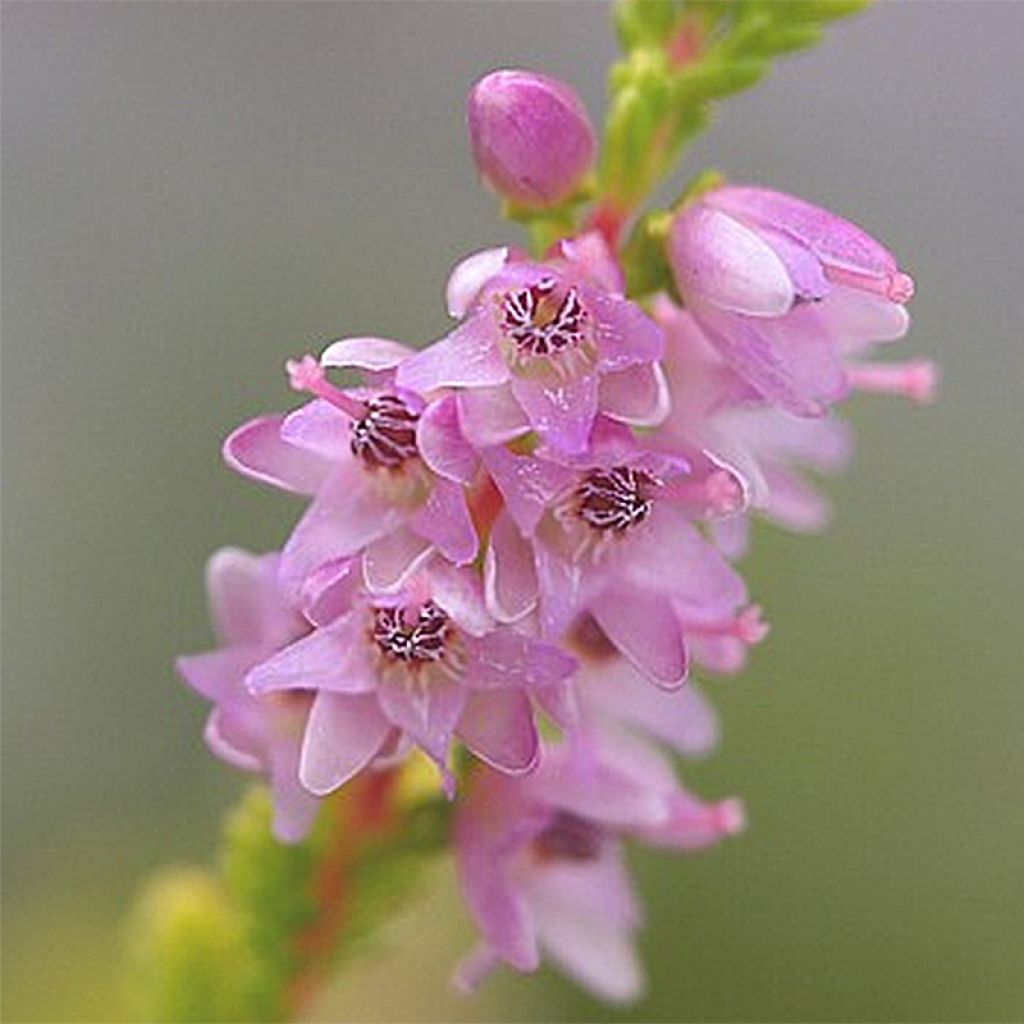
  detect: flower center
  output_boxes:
[350,395,420,469]
[576,465,659,533]
[499,277,588,361]
[372,601,449,663]
[532,811,604,862]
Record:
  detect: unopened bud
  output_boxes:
[467,69,596,209]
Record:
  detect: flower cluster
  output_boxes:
[178,66,933,1002]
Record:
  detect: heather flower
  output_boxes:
[156,9,936,1015]
[245,559,577,796]
[651,296,854,557]
[668,185,932,416]
[483,417,747,687]
[396,235,666,454]
[468,70,596,209]
[224,338,480,609]
[566,616,721,758]
[453,730,744,1001]
[175,549,319,843]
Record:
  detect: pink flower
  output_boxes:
[223,339,481,610]
[468,69,596,209]
[175,549,320,843]
[669,185,934,416]
[453,730,744,1002]
[482,417,747,688]
[651,297,855,557]
[396,236,666,455]
[245,559,577,796]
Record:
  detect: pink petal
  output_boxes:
[599,362,670,427]
[762,465,833,533]
[758,226,830,301]
[298,692,391,795]
[485,511,539,622]
[581,659,719,758]
[319,336,417,372]
[466,630,578,690]
[587,287,665,369]
[622,504,747,618]
[482,445,571,535]
[533,678,579,728]
[457,384,531,446]
[408,478,478,565]
[223,415,332,494]
[204,708,262,772]
[819,285,910,350]
[590,588,687,689]
[267,737,322,843]
[206,549,300,649]
[278,463,402,604]
[246,614,377,695]
[269,771,322,844]
[416,396,479,484]
[533,904,643,1004]
[710,515,750,561]
[534,543,584,641]
[376,673,466,778]
[509,371,598,455]
[709,185,899,279]
[457,689,539,774]
[176,647,262,703]
[693,303,848,417]
[363,528,433,594]
[396,318,509,393]
[427,562,493,637]
[670,206,795,317]
[446,247,509,318]
[454,787,540,972]
[532,740,669,829]
[279,399,352,462]
[301,558,360,627]
[559,232,625,294]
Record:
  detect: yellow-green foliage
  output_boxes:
[128,786,451,1023]
[604,0,871,207]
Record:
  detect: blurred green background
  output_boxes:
[3,2,1022,1021]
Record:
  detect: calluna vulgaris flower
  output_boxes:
[177,29,936,1007]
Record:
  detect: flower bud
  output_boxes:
[467,69,596,209]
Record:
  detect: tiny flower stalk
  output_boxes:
[135,1,932,1018]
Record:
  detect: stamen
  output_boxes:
[532,811,603,862]
[286,354,366,419]
[576,465,660,533]
[499,278,589,361]
[823,266,915,304]
[372,601,449,663]
[350,394,420,469]
[846,359,937,404]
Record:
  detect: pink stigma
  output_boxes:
[713,798,747,836]
[846,359,938,405]
[285,354,366,419]
[824,266,915,304]
[689,605,769,645]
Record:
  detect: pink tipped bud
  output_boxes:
[467,69,596,209]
